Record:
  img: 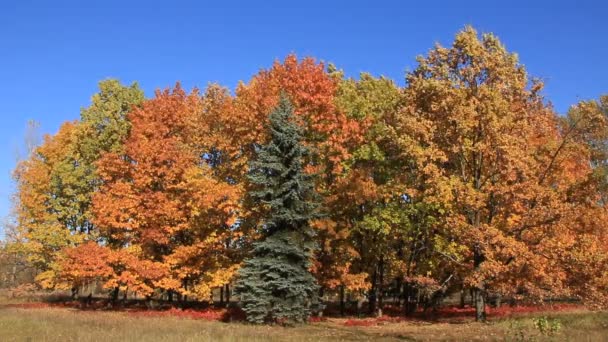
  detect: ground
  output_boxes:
[1,296,607,341]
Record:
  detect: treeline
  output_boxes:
[3,27,608,322]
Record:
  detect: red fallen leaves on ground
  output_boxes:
[342,304,584,326]
[4,301,584,325]
[344,319,377,327]
[308,316,328,323]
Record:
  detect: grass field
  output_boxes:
[1,297,607,341]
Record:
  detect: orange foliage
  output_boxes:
[78,84,240,298]
[229,54,363,176]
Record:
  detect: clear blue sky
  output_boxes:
[1,0,607,236]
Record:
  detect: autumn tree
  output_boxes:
[234,94,320,324]
[12,122,84,288]
[389,26,608,321]
[551,95,608,306]
[10,80,144,291]
[2,120,41,288]
[395,26,568,320]
[88,84,239,301]
[57,79,144,236]
[567,96,608,204]
[327,69,410,315]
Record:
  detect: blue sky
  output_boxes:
[1,0,607,236]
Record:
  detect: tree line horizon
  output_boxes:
[4,26,608,324]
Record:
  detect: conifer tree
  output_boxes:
[235,93,320,324]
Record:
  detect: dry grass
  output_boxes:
[0,307,394,342]
[0,295,607,342]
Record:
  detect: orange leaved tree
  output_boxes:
[81,84,239,302]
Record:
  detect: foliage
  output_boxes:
[390,26,608,320]
[83,84,239,298]
[532,316,562,337]
[8,80,144,289]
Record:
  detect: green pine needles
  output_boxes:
[234,93,320,325]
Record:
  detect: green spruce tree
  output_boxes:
[235,93,320,324]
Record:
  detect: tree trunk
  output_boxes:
[470,288,474,306]
[378,258,384,317]
[145,296,155,309]
[403,283,411,315]
[71,286,78,300]
[182,279,188,305]
[368,268,377,315]
[339,285,345,317]
[395,278,402,305]
[474,288,486,321]
[495,294,502,308]
[460,287,466,308]
[225,284,230,303]
[220,286,224,305]
[11,264,17,286]
[110,286,119,305]
[473,249,487,321]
